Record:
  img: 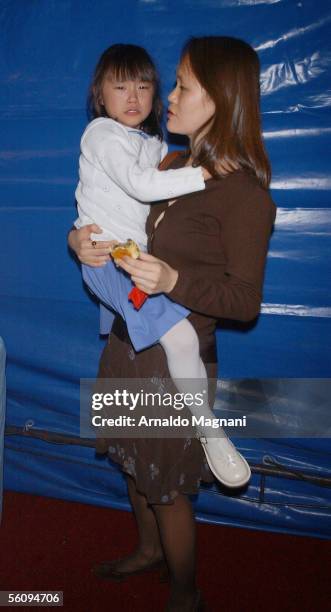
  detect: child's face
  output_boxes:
[100,77,154,128]
[167,59,215,140]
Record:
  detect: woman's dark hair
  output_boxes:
[181,36,271,189]
[88,43,163,139]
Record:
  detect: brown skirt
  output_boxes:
[96,317,216,505]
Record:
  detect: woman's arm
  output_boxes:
[118,188,276,322]
[68,224,114,267]
[117,251,178,293]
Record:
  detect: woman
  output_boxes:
[69,36,276,612]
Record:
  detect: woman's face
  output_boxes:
[167,60,215,140]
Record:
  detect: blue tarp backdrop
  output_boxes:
[1,1,330,538]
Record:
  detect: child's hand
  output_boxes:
[68,224,113,267]
[117,251,178,294]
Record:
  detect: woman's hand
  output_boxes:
[116,251,178,294]
[68,224,115,267]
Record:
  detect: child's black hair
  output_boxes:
[88,43,163,139]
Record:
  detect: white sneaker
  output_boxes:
[199,434,251,488]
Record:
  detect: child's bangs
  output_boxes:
[107,59,155,84]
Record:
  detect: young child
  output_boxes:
[74,44,250,488]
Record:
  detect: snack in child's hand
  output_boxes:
[110,238,148,309]
[110,239,140,260]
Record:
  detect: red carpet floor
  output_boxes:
[0,491,330,612]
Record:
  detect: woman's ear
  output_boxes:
[203,90,216,116]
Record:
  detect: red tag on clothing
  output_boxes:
[128,287,148,310]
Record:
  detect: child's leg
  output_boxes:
[160,319,215,428]
[82,262,116,310]
[160,319,251,488]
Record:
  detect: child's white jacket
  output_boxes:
[74,117,205,249]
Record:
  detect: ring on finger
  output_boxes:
[91,240,97,249]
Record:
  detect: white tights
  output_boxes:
[159,318,216,435]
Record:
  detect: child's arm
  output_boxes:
[85,122,205,202]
